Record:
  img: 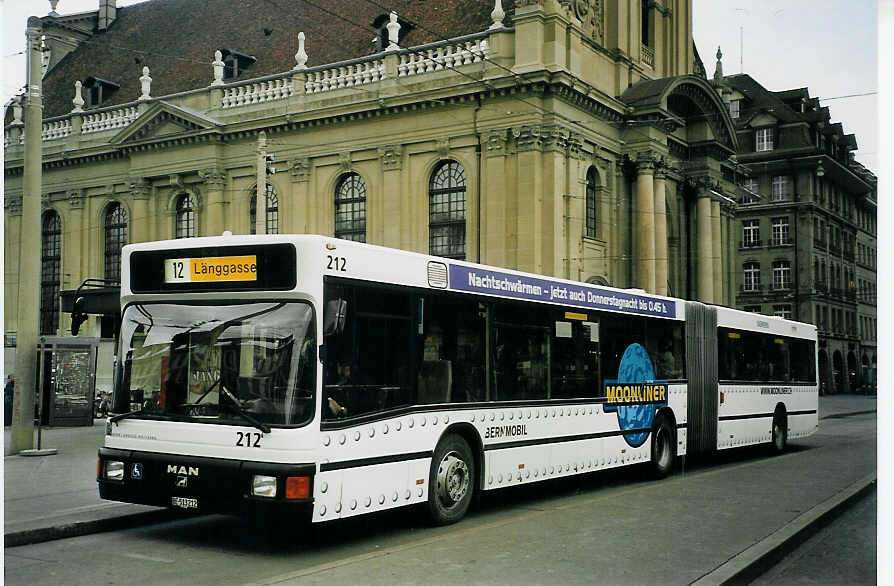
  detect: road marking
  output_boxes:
[122,552,177,564]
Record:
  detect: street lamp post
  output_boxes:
[11,17,44,453]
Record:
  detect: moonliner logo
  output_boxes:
[603,343,668,448]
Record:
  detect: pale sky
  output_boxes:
[1,0,882,173]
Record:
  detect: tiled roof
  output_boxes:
[38,0,515,119]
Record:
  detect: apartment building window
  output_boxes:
[772,260,792,290]
[429,160,467,259]
[773,304,792,320]
[755,127,775,152]
[744,305,762,313]
[175,194,197,238]
[742,219,760,247]
[741,178,759,204]
[743,262,760,291]
[585,166,598,238]
[771,217,790,246]
[250,183,279,235]
[40,211,62,336]
[771,175,790,201]
[334,172,367,242]
[104,202,127,282]
[729,99,741,119]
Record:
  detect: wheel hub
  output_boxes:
[437,452,469,506]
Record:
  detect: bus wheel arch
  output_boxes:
[440,423,484,489]
[426,425,480,526]
[771,404,788,453]
[650,408,676,478]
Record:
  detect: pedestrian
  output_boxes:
[4,374,15,426]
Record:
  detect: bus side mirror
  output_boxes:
[71,296,88,336]
[323,299,347,336]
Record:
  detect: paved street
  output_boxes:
[4,405,876,585]
[752,488,876,585]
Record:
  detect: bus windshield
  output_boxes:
[113,302,316,427]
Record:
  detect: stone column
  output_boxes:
[129,178,151,243]
[696,192,714,303]
[653,168,668,296]
[483,129,509,267]
[67,190,84,282]
[635,155,656,292]
[199,168,226,235]
[289,158,311,234]
[514,125,543,273]
[255,131,267,235]
[712,199,722,303]
[379,145,403,249]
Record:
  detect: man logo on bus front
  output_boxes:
[603,343,668,448]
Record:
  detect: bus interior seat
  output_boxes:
[417,360,452,404]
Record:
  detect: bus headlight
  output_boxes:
[105,460,125,481]
[251,475,277,498]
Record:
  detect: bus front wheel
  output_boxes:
[650,416,675,478]
[427,434,474,526]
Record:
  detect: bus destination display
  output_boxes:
[164,255,258,284]
[130,243,296,292]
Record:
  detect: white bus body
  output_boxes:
[98,234,817,524]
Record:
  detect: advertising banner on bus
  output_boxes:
[448,265,676,318]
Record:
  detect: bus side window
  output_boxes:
[416,294,485,404]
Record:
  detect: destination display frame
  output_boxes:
[130,244,296,293]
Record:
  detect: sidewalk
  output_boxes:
[2,394,877,548]
[3,418,176,546]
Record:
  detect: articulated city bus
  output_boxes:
[98,234,818,525]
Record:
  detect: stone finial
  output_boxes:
[212,50,225,85]
[713,46,723,85]
[71,80,84,112]
[490,0,505,30]
[294,32,308,70]
[49,0,59,16]
[385,12,400,51]
[139,66,152,100]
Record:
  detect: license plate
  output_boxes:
[171,496,198,510]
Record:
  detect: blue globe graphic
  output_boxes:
[606,343,665,448]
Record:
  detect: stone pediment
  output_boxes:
[111,101,222,146]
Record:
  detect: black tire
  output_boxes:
[427,434,475,526]
[771,412,788,454]
[650,415,675,478]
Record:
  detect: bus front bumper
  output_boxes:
[97,447,315,515]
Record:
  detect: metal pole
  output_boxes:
[36,337,45,449]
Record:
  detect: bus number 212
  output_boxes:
[235,431,261,447]
[327,255,347,272]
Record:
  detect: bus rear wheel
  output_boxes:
[650,416,675,478]
[427,434,474,526]
[771,413,788,454]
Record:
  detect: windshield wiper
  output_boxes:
[219,394,272,434]
[109,408,144,426]
[179,379,271,434]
